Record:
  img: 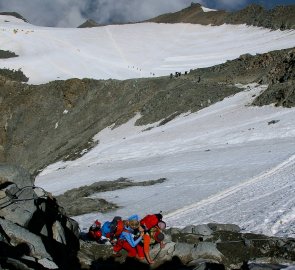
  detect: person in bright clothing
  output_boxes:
[113,214,145,259]
[140,214,166,264]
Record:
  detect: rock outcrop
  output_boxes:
[148,3,295,30]
[77,19,100,28]
[0,12,28,23]
[78,223,295,270]
[0,164,81,270]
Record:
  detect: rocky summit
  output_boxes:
[148,3,295,30]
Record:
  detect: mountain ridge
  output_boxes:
[148,3,295,30]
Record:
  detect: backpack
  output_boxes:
[140,214,162,231]
[109,216,124,237]
[88,229,102,241]
[88,220,102,241]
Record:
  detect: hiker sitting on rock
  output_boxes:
[113,214,145,259]
[100,216,123,245]
[140,213,166,264]
[88,220,103,243]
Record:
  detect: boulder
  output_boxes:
[207,223,241,233]
[0,164,38,227]
[191,242,224,262]
[0,164,81,270]
[0,218,52,259]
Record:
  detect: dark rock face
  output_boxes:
[0,50,18,59]
[252,81,295,107]
[0,74,240,174]
[148,3,295,30]
[0,68,28,82]
[252,49,295,107]
[0,165,81,270]
[0,12,28,23]
[225,4,295,30]
[147,3,227,26]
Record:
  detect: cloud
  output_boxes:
[4,0,183,27]
[83,0,199,24]
[0,0,288,27]
[0,0,87,27]
[0,0,199,27]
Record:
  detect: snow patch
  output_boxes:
[201,6,217,12]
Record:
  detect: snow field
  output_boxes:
[1,15,295,84]
[36,85,295,236]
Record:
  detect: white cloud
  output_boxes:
[0,0,87,27]
[0,0,264,27]
[0,0,202,27]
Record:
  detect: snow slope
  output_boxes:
[1,15,295,84]
[2,14,295,237]
[36,85,295,237]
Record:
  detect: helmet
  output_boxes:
[94,220,101,228]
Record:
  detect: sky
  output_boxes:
[0,0,295,27]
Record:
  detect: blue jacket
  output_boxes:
[101,221,111,237]
[119,227,142,247]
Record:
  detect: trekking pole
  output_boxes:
[152,245,162,261]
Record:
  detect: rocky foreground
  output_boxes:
[1,165,295,270]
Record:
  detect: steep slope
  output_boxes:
[0,74,240,174]
[0,47,294,175]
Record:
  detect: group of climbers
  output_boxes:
[87,213,166,264]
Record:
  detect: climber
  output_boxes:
[113,214,145,259]
[140,213,166,264]
[88,220,103,243]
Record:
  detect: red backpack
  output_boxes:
[140,214,161,230]
[114,219,125,237]
[88,220,102,241]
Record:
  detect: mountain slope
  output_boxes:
[1,14,295,84]
[148,3,295,30]
[1,8,295,238]
[36,84,295,237]
[0,46,294,175]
